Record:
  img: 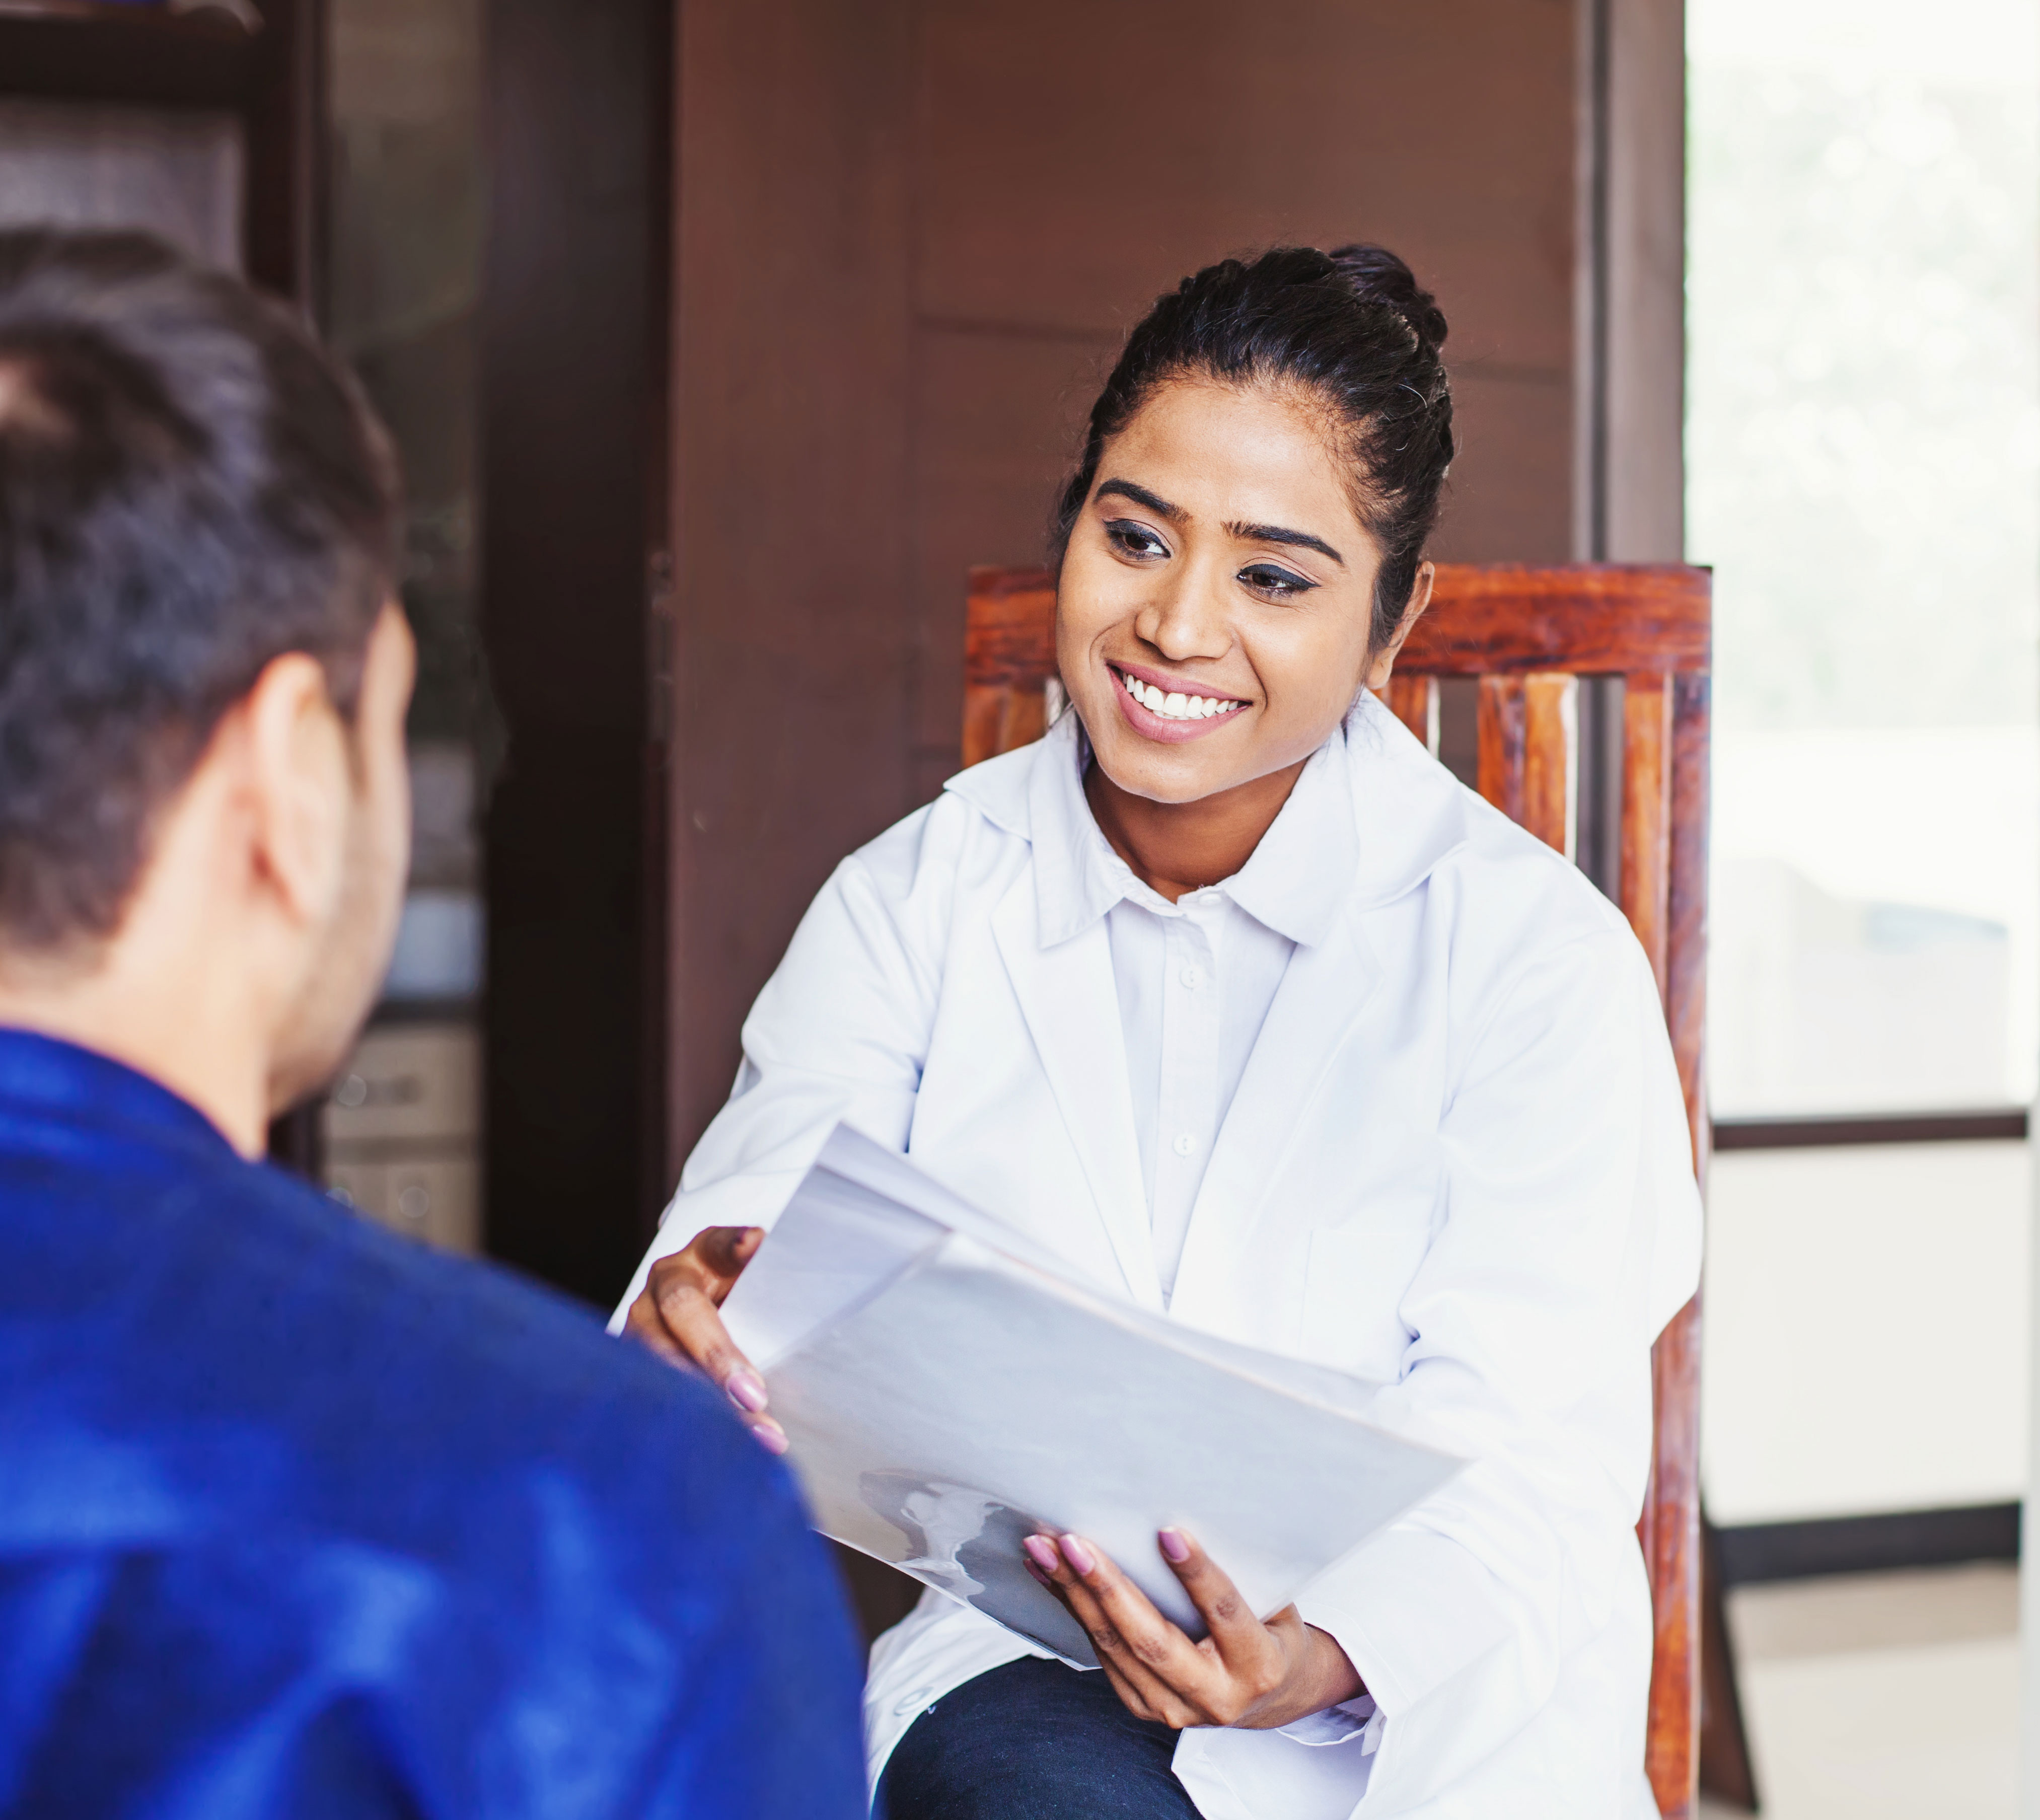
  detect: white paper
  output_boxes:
[722,1125,1463,1667]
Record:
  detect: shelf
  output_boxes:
[0,1,262,109]
[0,1,256,34]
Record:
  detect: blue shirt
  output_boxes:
[0,1029,866,1819]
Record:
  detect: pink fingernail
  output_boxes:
[726,1369,768,1414]
[755,1424,788,1455]
[1024,1557,1051,1584]
[1024,1535,1060,1572]
[1158,1527,1191,1564]
[1059,1534,1096,1576]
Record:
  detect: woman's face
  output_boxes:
[1056,377,1419,808]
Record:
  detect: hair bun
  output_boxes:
[1328,243,1448,353]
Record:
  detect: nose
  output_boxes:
[1134,564,1231,664]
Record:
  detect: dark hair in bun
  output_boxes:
[1053,244,1454,653]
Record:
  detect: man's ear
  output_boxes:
[1363,561,1435,694]
[240,651,350,931]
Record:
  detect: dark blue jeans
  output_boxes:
[876,1656,1203,1819]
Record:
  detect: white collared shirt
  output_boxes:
[1043,727,1360,1301]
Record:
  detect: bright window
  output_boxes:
[1688,0,2040,1118]
[1689,0,2039,1526]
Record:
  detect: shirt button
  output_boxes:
[894,1686,935,1717]
[1172,1132,1197,1158]
[1179,964,1205,990]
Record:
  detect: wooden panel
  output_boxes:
[667,0,916,1176]
[1428,369,1575,566]
[1476,675,1525,823]
[1620,672,1673,1004]
[915,0,1578,373]
[1385,673,1438,754]
[913,326,1113,758]
[1522,673,1576,858]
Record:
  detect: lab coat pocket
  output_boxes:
[1301,1212,1435,1382]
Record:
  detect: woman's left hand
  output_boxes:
[1022,1526,1364,1730]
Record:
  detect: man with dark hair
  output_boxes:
[0,229,865,1817]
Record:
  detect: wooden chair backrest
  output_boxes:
[964,561,1711,1820]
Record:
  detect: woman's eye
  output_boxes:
[1104,519,1170,561]
[1238,562,1316,600]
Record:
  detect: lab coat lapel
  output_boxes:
[990,878,1165,1312]
[1173,898,1385,1318]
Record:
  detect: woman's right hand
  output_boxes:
[622,1225,786,1453]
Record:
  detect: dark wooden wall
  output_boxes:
[480,0,672,1303]
[664,0,1588,1176]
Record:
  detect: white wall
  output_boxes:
[1702,1140,2031,1524]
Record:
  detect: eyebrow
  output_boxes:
[1095,477,1185,522]
[1094,477,1345,567]
[1226,520,1345,566]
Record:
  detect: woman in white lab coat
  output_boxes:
[616,245,1702,1820]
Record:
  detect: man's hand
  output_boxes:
[622,1226,785,1453]
[1022,1525,1363,1729]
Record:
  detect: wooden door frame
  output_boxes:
[476,0,675,1305]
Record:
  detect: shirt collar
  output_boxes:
[0,1026,240,1163]
[945,691,1471,944]
[1024,709,1359,949]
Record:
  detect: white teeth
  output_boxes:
[1118,670,1243,721]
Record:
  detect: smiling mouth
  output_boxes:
[1113,666,1247,723]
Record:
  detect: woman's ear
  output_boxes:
[1362,561,1434,694]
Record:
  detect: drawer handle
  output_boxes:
[332,1073,425,1111]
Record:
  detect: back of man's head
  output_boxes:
[0,228,400,949]
[0,230,413,1147]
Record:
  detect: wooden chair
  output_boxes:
[964,561,1711,1820]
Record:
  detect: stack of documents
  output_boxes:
[721,1125,1462,1666]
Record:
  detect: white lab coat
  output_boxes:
[615,695,1703,1819]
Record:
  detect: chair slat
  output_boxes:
[1522,674,1576,859]
[1669,675,1711,1173]
[965,567,1058,686]
[1644,674,1711,1820]
[962,682,1045,771]
[1620,674,1674,1006]
[1481,671,1577,858]
[1645,1299,1703,1818]
[1385,673,1439,754]
[1476,675,1526,823]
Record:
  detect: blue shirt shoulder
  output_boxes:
[0,1030,865,1820]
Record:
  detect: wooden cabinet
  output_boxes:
[323,1022,482,1256]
